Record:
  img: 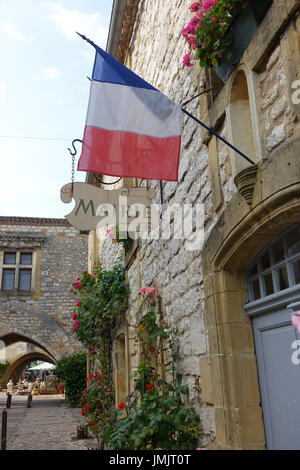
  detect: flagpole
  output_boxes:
[76,31,255,175]
[181,108,255,166]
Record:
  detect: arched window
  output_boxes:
[114,333,128,406]
[246,224,300,302]
[227,69,257,177]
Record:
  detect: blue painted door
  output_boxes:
[253,306,300,450]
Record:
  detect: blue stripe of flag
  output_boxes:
[92,45,157,91]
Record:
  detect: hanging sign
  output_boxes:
[60,182,156,233]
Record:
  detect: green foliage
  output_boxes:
[70,262,129,443]
[104,286,202,450]
[55,351,87,407]
[0,361,10,379]
[71,262,130,349]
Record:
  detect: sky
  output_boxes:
[0,0,113,218]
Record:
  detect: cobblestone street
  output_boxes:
[0,393,97,450]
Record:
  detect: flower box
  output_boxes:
[214,1,272,82]
[182,0,272,80]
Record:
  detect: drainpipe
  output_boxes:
[106,0,127,57]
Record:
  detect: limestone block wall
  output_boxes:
[0,219,88,360]
[259,44,299,152]
[96,0,300,448]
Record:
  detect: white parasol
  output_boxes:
[27,362,56,371]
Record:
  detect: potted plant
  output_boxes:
[38,383,46,395]
[77,423,89,440]
[182,0,272,82]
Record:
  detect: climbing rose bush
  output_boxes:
[79,370,114,446]
[70,263,130,349]
[104,284,202,450]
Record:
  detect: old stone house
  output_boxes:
[0,217,88,385]
[83,0,300,450]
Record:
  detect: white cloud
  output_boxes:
[42,67,62,80]
[43,2,108,47]
[1,23,28,41]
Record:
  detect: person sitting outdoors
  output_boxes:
[6,379,14,395]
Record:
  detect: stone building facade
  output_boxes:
[0,217,88,385]
[85,0,300,450]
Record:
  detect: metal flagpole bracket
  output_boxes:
[160,181,164,205]
[67,139,123,187]
[181,108,255,166]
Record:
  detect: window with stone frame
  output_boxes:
[1,251,34,292]
[246,224,300,301]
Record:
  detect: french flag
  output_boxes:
[77,44,182,182]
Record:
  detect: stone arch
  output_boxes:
[1,350,55,386]
[202,138,300,449]
[0,301,81,360]
[0,331,55,360]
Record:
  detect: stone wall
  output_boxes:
[259,44,299,152]
[95,0,300,449]
[0,219,88,361]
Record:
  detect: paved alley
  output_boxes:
[0,393,97,450]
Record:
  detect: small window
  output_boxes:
[247,224,300,301]
[19,269,31,291]
[4,253,16,265]
[1,251,34,292]
[20,253,32,265]
[2,269,15,291]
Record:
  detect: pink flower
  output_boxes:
[76,300,81,307]
[72,313,78,320]
[186,36,198,50]
[90,350,95,356]
[146,287,156,295]
[139,287,147,294]
[291,312,300,334]
[183,53,194,68]
[201,0,217,13]
[70,288,73,293]
[190,2,202,12]
[73,320,80,331]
